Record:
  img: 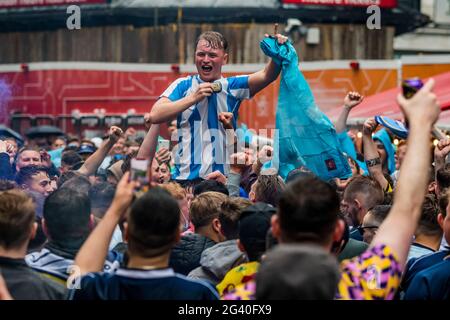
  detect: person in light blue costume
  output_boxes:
[337,132,368,175]
[259,37,351,181]
[373,128,396,175]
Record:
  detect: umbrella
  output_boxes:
[25,125,64,139]
[0,124,24,144]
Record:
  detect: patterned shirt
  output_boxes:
[336,244,402,300]
[217,261,259,297]
[223,244,402,300]
[160,74,251,180]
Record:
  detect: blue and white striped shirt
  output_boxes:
[161,74,250,180]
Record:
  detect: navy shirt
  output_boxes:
[70,267,219,300]
[400,250,450,295]
[403,254,450,300]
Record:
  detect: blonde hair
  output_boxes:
[160,182,186,200]
[190,191,227,228]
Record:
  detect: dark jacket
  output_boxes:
[0,256,66,300]
[169,233,216,275]
[400,250,450,297]
[404,256,450,300]
[0,152,14,181]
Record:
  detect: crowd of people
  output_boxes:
[0,30,449,300]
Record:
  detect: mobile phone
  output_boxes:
[158,139,170,151]
[130,158,149,186]
[402,78,423,99]
[211,81,222,93]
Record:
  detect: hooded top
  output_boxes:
[187,240,247,286]
[373,128,396,175]
[259,37,351,181]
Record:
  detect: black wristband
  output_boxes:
[365,157,381,167]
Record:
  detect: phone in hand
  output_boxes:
[402,78,423,99]
[130,158,149,187]
[158,139,170,151]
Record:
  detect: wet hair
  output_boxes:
[195,31,228,52]
[15,165,49,187]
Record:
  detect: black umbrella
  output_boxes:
[25,125,64,139]
[0,124,24,143]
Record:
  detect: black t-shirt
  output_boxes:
[70,267,219,300]
[0,256,67,300]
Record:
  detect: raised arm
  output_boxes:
[252,145,274,176]
[335,92,364,133]
[149,83,214,124]
[248,33,288,97]
[371,79,439,269]
[0,140,14,181]
[136,114,160,161]
[433,138,450,178]
[362,118,389,191]
[77,126,123,176]
[74,172,136,275]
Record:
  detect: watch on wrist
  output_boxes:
[365,157,381,167]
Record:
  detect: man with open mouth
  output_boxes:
[149,28,288,182]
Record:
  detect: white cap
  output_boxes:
[90,137,103,148]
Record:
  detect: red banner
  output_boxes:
[0,0,105,8]
[282,0,397,8]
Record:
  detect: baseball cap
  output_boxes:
[90,137,103,149]
[255,244,340,300]
[77,144,96,155]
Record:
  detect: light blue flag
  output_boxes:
[260,37,352,181]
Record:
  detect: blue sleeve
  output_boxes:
[0,153,14,180]
[160,77,192,102]
[227,75,250,100]
[403,274,430,300]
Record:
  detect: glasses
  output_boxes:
[357,225,379,236]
